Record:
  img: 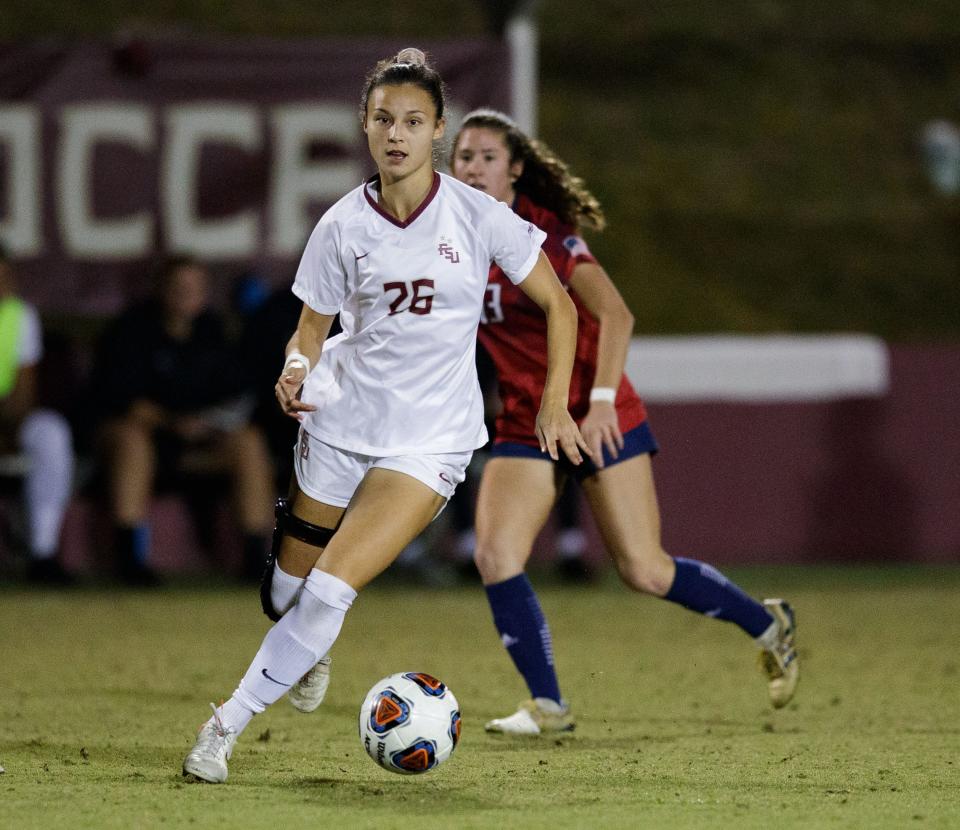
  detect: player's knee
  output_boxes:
[20,409,72,456]
[262,498,339,621]
[109,417,153,454]
[227,425,268,459]
[615,549,674,596]
[473,538,520,584]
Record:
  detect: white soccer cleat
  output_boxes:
[759,598,799,709]
[287,654,332,713]
[182,703,237,783]
[484,698,575,735]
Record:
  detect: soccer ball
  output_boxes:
[358,672,461,775]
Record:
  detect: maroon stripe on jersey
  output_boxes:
[364,172,441,229]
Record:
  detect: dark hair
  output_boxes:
[452,109,606,232]
[360,47,446,123]
[153,255,203,292]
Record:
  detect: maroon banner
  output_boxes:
[0,37,511,314]
[559,345,959,565]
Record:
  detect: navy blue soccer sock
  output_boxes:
[485,574,563,704]
[665,557,774,638]
[115,523,150,566]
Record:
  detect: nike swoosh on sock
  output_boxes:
[261,668,293,686]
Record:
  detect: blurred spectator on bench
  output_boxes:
[234,272,351,491]
[234,273,303,491]
[0,245,75,585]
[89,256,274,585]
[921,119,960,196]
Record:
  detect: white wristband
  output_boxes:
[589,387,617,403]
[284,351,311,376]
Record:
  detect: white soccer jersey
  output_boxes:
[292,171,547,456]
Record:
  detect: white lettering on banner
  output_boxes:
[0,102,363,260]
[161,104,260,258]
[57,104,155,259]
[269,104,361,256]
[0,106,42,256]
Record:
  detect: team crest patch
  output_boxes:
[563,235,591,257]
[438,236,460,263]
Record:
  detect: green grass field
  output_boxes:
[1,566,957,829]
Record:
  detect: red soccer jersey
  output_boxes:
[478,194,648,447]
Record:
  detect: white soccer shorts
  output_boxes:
[293,427,471,509]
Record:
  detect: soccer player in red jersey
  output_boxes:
[452,110,799,734]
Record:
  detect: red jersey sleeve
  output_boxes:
[516,195,597,283]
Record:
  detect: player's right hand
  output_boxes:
[275,365,317,421]
[535,401,593,466]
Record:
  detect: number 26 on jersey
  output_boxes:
[384,279,435,316]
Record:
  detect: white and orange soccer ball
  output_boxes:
[358,672,461,775]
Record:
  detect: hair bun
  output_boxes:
[395,47,426,66]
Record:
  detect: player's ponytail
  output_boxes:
[360,47,446,122]
[452,109,606,233]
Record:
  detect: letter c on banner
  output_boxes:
[162,103,260,258]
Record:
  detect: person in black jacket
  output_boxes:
[91,257,274,584]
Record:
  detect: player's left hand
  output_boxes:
[579,402,624,470]
[276,363,317,421]
[535,402,593,465]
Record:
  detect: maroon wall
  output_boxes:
[627,345,960,564]
[7,347,959,574]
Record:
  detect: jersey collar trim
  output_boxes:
[363,172,441,229]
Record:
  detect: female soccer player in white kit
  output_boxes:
[182,48,590,783]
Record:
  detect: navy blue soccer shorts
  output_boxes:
[490,421,659,483]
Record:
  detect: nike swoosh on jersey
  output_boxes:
[355,252,370,260]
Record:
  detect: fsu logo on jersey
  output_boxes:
[437,236,460,264]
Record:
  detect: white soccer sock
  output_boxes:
[217,697,255,735]
[270,562,305,617]
[454,529,476,563]
[754,618,781,651]
[20,410,73,558]
[556,528,587,560]
[222,569,357,736]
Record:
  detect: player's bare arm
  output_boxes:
[517,251,591,464]
[568,261,635,466]
[275,305,336,419]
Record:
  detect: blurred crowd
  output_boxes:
[0,247,595,588]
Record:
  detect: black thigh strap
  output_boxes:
[278,498,339,548]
